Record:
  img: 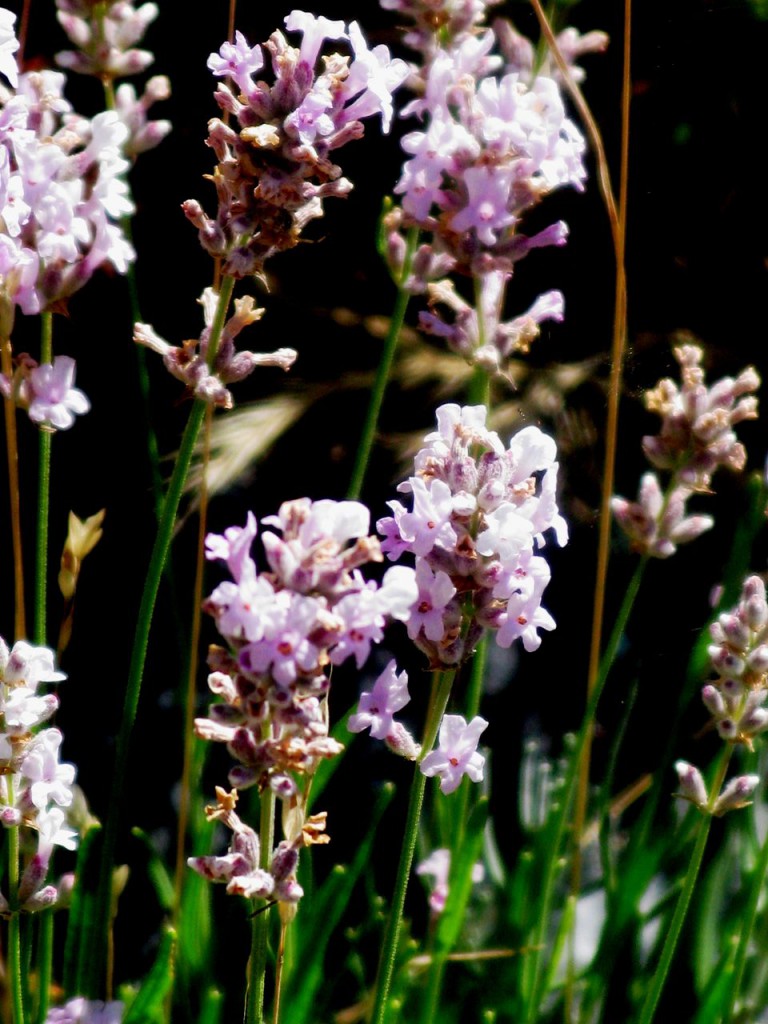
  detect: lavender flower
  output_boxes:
[420,714,488,794]
[379,403,566,666]
[185,14,407,277]
[0,635,77,913]
[134,289,296,409]
[193,499,417,906]
[348,660,412,741]
[379,4,593,377]
[612,344,760,558]
[0,354,90,430]
[0,30,136,316]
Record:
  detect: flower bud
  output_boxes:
[674,761,708,809]
[713,775,761,816]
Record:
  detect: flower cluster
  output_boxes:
[702,575,768,746]
[190,498,417,904]
[55,0,170,157]
[134,287,296,409]
[612,344,760,558]
[381,3,592,375]
[675,575,768,817]
[184,12,408,278]
[0,10,134,321]
[0,637,77,915]
[378,403,567,667]
[0,354,89,430]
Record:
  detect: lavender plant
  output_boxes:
[0,2,766,1024]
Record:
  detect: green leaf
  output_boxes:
[286,782,395,1023]
[124,926,176,1024]
[435,798,489,954]
[63,824,103,998]
[131,828,174,913]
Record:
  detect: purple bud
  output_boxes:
[674,760,708,808]
[747,646,768,675]
[713,774,761,816]
[701,684,725,717]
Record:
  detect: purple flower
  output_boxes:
[408,561,456,642]
[420,714,488,794]
[207,31,264,94]
[27,357,90,430]
[44,997,124,1024]
[348,660,410,740]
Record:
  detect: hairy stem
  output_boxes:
[637,748,731,1024]
[247,787,276,1024]
[84,277,236,997]
[34,313,53,647]
[347,226,418,502]
[369,668,455,1024]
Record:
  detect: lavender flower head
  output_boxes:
[0,636,77,915]
[379,3,595,376]
[612,343,760,558]
[184,13,408,278]
[379,403,567,667]
[191,499,417,906]
[0,16,135,319]
[55,0,171,158]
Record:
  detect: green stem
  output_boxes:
[247,787,276,1024]
[347,226,418,502]
[35,911,54,1024]
[369,669,455,1024]
[636,747,731,1024]
[522,556,647,1023]
[7,780,25,1024]
[34,313,53,648]
[84,276,236,997]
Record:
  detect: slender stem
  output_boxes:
[637,748,731,1024]
[34,313,53,648]
[2,335,26,641]
[7,780,25,1024]
[347,226,418,502]
[369,668,455,1024]
[247,787,276,1024]
[272,919,288,1024]
[173,404,213,916]
[35,912,53,1024]
[85,277,236,997]
[564,0,632,963]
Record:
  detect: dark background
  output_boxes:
[3,0,768,1008]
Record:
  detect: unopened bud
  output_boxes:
[713,774,760,816]
[674,760,708,809]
